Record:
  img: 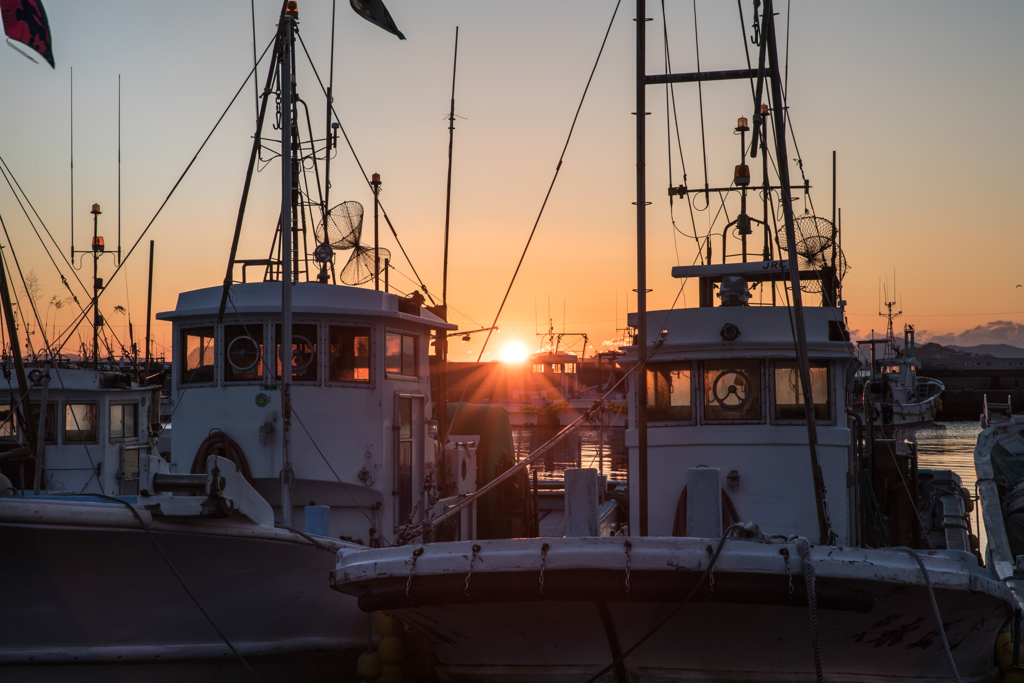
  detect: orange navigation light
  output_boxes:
[736,117,749,132]
[92,236,105,252]
[760,103,769,115]
[734,164,751,186]
[91,203,101,215]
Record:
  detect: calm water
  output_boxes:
[912,421,985,552]
[513,421,985,548]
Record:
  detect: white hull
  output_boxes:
[1,497,370,682]
[334,537,1012,682]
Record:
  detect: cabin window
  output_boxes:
[225,324,264,382]
[28,403,58,444]
[0,404,16,441]
[703,359,762,421]
[65,403,98,444]
[329,326,371,382]
[386,332,418,377]
[646,363,692,421]
[182,327,216,383]
[275,323,318,382]
[773,361,830,421]
[110,403,139,442]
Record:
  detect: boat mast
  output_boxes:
[635,0,649,537]
[279,3,297,526]
[0,240,38,464]
[763,0,832,544]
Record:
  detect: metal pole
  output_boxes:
[145,240,154,377]
[442,27,459,309]
[32,366,50,494]
[91,206,101,370]
[279,12,294,527]
[764,0,831,544]
[635,0,649,537]
[373,174,381,291]
[0,243,36,459]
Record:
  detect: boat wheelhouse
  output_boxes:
[158,281,454,542]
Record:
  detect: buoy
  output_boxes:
[379,614,405,639]
[357,651,384,681]
[378,636,405,664]
[378,664,404,683]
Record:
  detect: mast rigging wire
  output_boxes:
[48,36,276,358]
[295,33,436,305]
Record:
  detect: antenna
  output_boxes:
[117,75,122,265]
[442,26,459,312]
[70,67,74,260]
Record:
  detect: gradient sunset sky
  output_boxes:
[1,1,1022,362]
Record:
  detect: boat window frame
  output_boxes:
[28,401,59,445]
[698,358,766,425]
[326,323,375,387]
[223,320,269,385]
[645,360,696,426]
[180,324,218,386]
[272,319,321,386]
[385,327,420,381]
[109,401,141,443]
[64,402,100,445]
[769,359,834,425]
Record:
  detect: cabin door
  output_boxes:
[393,393,426,534]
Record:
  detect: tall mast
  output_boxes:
[279,4,296,527]
[442,27,459,311]
[635,0,649,537]
[764,0,831,544]
[0,241,37,464]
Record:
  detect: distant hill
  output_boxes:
[912,342,989,360]
[947,343,1024,358]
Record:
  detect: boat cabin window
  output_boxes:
[329,325,371,382]
[110,402,139,442]
[0,404,15,441]
[703,359,762,421]
[182,327,216,384]
[65,403,98,444]
[646,363,692,421]
[28,403,58,444]
[386,332,417,378]
[275,323,318,382]
[773,360,830,421]
[225,324,264,382]
[396,397,413,524]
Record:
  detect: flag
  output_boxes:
[350,0,405,41]
[1,0,54,68]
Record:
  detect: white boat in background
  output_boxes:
[332,1,1012,680]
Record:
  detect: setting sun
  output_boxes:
[500,342,529,364]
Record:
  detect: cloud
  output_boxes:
[918,320,1024,349]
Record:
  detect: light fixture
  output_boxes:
[91,203,101,215]
[735,117,749,132]
[92,236,105,252]
[760,103,769,115]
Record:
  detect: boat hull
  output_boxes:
[0,498,370,682]
[334,537,1012,682]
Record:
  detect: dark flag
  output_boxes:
[350,0,405,40]
[1,0,54,68]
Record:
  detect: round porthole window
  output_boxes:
[227,335,261,372]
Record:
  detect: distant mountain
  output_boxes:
[947,343,1024,358]
[912,342,989,360]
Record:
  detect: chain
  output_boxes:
[538,543,550,595]
[464,544,481,598]
[751,0,761,45]
[780,547,794,601]
[624,540,632,597]
[405,547,424,602]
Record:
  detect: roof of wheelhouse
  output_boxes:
[156,282,456,330]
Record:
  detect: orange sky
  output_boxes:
[1,1,1022,363]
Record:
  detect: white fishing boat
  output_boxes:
[331,2,1014,680]
[0,3,458,680]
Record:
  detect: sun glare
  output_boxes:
[501,342,529,364]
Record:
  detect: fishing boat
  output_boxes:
[855,315,945,433]
[0,3,464,680]
[331,2,1014,681]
